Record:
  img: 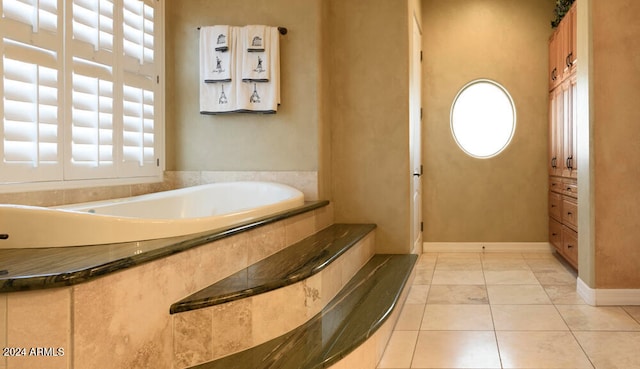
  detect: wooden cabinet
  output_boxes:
[549,3,577,90]
[548,2,578,269]
[549,177,578,269]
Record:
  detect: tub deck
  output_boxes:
[0,201,328,293]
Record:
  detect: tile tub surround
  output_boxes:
[0,170,316,207]
[171,223,376,313]
[172,228,377,368]
[187,254,418,369]
[0,202,333,369]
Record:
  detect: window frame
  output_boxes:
[450,78,516,159]
[0,0,165,193]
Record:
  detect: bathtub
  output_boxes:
[0,182,305,249]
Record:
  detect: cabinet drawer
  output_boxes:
[563,179,578,198]
[562,197,578,230]
[549,192,562,221]
[562,226,578,267]
[549,218,563,251]
[549,177,563,194]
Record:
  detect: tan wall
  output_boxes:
[326,0,411,253]
[422,0,554,242]
[165,0,321,172]
[592,0,640,289]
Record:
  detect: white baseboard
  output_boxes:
[577,277,640,306]
[423,242,554,254]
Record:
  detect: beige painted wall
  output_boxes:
[165,0,321,171]
[592,0,640,289]
[326,0,411,253]
[422,0,554,242]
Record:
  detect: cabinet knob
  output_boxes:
[567,244,574,248]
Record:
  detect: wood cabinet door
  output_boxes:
[549,218,563,251]
[562,226,578,268]
[549,31,561,91]
[549,88,564,176]
[561,75,578,178]
[568,4,578,74]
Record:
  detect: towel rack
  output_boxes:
[197,26,287,35]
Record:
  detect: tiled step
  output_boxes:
[170,223,376,314]
[188,254,417,369]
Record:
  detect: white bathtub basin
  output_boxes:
[0,181,305,248]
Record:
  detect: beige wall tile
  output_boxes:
[320,257,343,307]
[251,282,307,345]
[210,299,253,360]
[246,222,286,265]
[63,185,131,205]
[284,211,316,245]
[6,288,71,369]
[73,261,176,369]
[303,273,323,319]
[173,309,212,368]
[314,202,334,231]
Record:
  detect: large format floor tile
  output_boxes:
[487,284,551,305]
[496,331,594,368]
[556,305,640,331]
[412,331,501,369]
[421,304,493,331]
[377,252,640,369]
[574,331,640,369]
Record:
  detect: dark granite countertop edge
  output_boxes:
[169,223,376,314]
[0,200,329,294]
[317,254,418,369]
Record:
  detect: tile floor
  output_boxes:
[378,252,640,369]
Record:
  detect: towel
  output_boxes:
[200,27,238,113]
[236,27,280,113]
[245,25,266,52]
[241,26,270,82]
[200,25,280,114]
[200,26,232,83]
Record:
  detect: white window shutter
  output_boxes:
[0,0,63,183]
[0,0,162,185]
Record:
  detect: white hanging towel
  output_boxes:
[200,26,233,83]
[241,25,270,82]
[236,27,280,113]
[200,27,239,113]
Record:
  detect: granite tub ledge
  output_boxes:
[0,200,329,293]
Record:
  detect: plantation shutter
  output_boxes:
[0,0,162,184]
[120,0,157,176]
[0,0,63,182]
[65,0,116,179]
[67,0,159,179]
